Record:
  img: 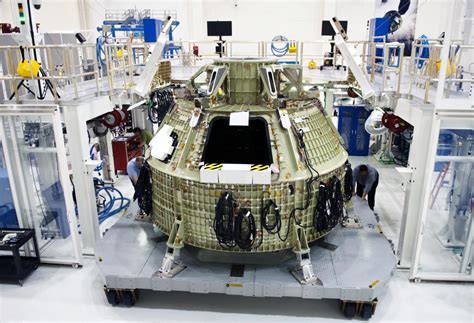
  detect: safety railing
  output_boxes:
[368,38,405,94]
[408,38,473,103]
[103,43,134,95]
[0,44,100,103]
[103,40,156,95]
[169,40,227,67]
[104,9,177,22]
[225,41,264,58]
[2,36,469,105]
[166,39,374,70]
[149,9,178,20]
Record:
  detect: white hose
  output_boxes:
[365,107,388,135]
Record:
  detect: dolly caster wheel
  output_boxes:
[122,290,137,307]
[342,302,356,318]
[105,288,120,306]
[360,303,373,320]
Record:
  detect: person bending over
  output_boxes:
[352,164,379,211]
[127,156,145,187]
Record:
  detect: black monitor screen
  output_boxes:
[321,20,348,36]
[207,21,232,37]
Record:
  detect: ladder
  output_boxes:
[429,163,450,209]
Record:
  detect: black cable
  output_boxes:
[148,88,175,124]
[234,208,257,251]
[343,161,353,201]
[213,192,236,248]
[25,0,43,98]
[314,176,344,232]
[277,129,320,242]
[28,152,49,227]
[260,198,281,234]
[314,182,328,231]
[327,176,344,227]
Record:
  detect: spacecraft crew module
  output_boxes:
[97,20,397,319]
[147,58,349,277]
[98,56,396,320]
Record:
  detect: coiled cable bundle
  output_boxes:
[96,186,131,224]
[327,176,344,227]
[314,176,344,232]
[343,162,353,201]
[271,35,289,57]
[314,183,329,231]
[260,199,281,234]
[213,192,236,248]
[147,88,175,125]
[234,208,257,250]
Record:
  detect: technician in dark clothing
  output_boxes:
[352,164,379,210]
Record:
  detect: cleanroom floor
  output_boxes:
[0,156,473,322]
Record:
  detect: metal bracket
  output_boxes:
[157,246,186,278]
[290,226,322,285]
[280,65,304,97]
[156,219,186,278]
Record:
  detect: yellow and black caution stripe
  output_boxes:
[204,163,223,170]
[250,164,269,171]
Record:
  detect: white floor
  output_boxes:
[0,157,473,322]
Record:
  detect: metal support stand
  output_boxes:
[290,226,322,285]
[156,219,186,278]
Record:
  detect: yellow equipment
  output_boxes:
[436,59,456,78]
[288,41,297,53]
[117,48,124,59]
[308,59,317,69]
[17,59,40,78]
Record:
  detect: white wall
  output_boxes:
[335,0,375,41]
[81,0,376,42]
[0,0,81,32]
[415,0,459,39]
[0,1,13,23]
[0,0,467,43]
[37,0,82,31]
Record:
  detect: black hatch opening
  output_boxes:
[202,116,273,165]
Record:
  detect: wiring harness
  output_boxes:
[277,127,320,242]
[234,208,257,250]
[212,127,346,250]
[314,176,344,232]
[213,192,236,248]
[213,192,259,251]
[343,161,353,201]
[147,88,175,125]
[134,163,152,215]
[260,198,281,234]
